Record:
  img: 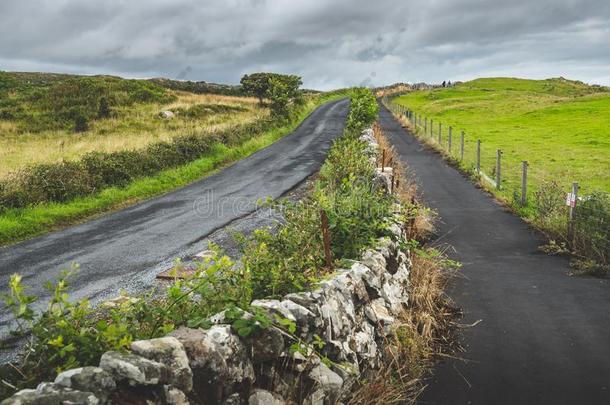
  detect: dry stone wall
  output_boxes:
[2,129,411,405]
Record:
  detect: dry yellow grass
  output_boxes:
[0,91,267,178]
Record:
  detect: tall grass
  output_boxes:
[0,91,265,178]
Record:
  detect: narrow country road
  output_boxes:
[378,104,610,405]
[0,98,349,340]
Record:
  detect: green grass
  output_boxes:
[0,95,343,246]
[393,77,610,195]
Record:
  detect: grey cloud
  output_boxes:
[0,0,609,89]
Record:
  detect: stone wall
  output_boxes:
[2,129,410,405]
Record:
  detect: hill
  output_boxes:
[393,77,610,192]
[0,71,264,178]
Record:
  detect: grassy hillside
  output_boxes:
[0,72,264,178]
[394,77,610,192]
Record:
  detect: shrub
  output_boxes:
[346,88,378,134]
[97,96,111,118]
[572,192,610,266]
[73,113,89,132]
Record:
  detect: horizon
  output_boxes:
[2,70,608,92]
[1,1,609,89]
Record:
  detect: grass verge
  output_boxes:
[347,124,461,404]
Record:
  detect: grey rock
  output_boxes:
[223,393,243,405]
[304,388,325,405]
[246,325,285,363]
[99,351,170,386]
[131,337,193,392]
[162,385,190,405]
[1,383,99,405]
[248,389,285,405]
[364,298,396,331]
[381,280,407,315]
[308,363,343,402]
[360,250,387,277]
[159,110,175,119]
[54,367,115,400]
[168,326,254,395]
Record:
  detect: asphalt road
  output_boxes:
[378,104,610,405]
[0,98,350,340]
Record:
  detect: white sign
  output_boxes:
[565,192,577,207]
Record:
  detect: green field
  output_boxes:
[393,77,610,194]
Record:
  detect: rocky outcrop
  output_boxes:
[1,128,410,405]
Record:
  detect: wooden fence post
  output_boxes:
[496,149,502,190]
[381,149,386,171]
[320,209,333,269]
[424,118,427,134]
[460,131,465,161]
[448,126,453,154]
[567,182,579,246]
[521,161,528,206]
[430,119,434,137]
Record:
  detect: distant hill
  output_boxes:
[149,77,244,96]
[0,71,249,133]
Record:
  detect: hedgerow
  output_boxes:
[0,117,270,211]
[0,88,384,398]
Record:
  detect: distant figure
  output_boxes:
[448,80,452,86]
[442,80,446,87]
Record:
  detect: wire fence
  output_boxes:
[382,97,610,268]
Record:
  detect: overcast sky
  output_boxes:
[1,0,609,89]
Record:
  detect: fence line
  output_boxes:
[382,97,609,267]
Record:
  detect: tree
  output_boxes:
[98,97,111,118]
[74,114,89,132]
[240,72,303,118]
[240,73,276,105]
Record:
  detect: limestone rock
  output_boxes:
[159,110,175,119]
[163,385,190,405]
[168,326,254,399]
[364,298,395,331]
[131,337,193,392]
[54,367,115,400]
[1,383,99,405]
[307,363,343,402]
[246,326,285,363]
[99,351,170,386]
[248,389,285,405]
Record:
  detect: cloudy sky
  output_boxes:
[1,0,609,89]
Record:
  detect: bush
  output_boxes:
[0,118,268,212]
[573,192,610,266]
[346,88,378,134]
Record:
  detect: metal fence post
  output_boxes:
[521,161,528,206]
[460,131,465,161]
[448,126,453,154]
[567,182,579,245]
[496,149,502,190]
[476,140,481,173]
